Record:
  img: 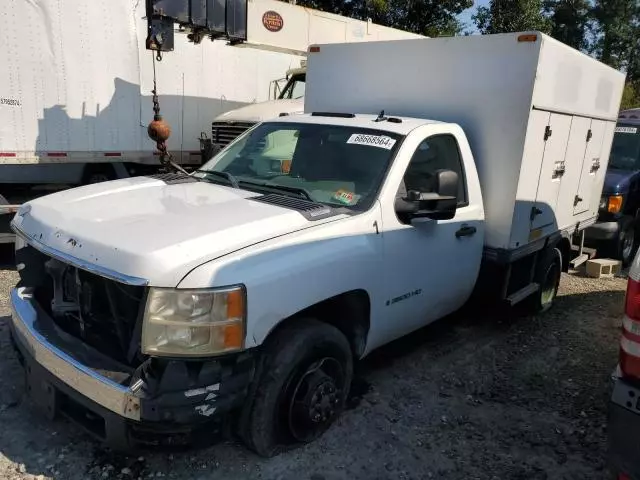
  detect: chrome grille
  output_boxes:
[211,121,255,147]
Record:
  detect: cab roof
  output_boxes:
[270,112,446,135]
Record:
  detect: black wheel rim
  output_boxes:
[540,258,560,307]
[280,356,346,443]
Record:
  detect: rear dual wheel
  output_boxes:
[527,246,562,314]
[240,319,353,457]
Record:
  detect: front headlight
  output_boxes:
[142,286,246,357]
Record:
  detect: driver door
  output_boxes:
[380,134,484,340]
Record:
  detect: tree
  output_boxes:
[364,0,474,37]
[290,0,473,37]
[543,0,592,51]
[591,0,639,80]
[620,83,640,110]
[474,0,551,34]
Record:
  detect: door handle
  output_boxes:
[455,225,477,238]
[530,206,543,221]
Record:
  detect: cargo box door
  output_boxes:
[531,113,572,230]
[572,119,606,215]
[554,116,591,229]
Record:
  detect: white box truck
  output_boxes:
[8,32,624,456]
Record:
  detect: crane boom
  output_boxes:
[145,0,248,55]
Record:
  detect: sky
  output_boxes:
[457,0,490,32]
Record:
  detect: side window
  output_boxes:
[290,80,306,99]
[401,134,467,205]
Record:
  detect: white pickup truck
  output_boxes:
[9,32,624,456]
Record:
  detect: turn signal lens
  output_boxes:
[608,195,624,214]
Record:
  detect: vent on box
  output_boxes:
[251,194,334,220]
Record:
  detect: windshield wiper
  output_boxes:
[238,180,312,200]
[196,170,239,188]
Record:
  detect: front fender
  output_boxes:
[177,208,384,348]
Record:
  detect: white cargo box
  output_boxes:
[305,32,626,252]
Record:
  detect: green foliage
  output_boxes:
[474,0,551,34]
[621,83,640,110]
[591,0,637,70]
[543,0,592,51]
[365,0,474,37]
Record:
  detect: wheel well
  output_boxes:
[557,237,571,272]
[81,163,117,185]
[268,290,371,358]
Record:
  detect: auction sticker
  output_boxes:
[332,189,358,205]
[615,126,638,134]
[347,133,396,150]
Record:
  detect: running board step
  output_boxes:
[506,282,540,306]
[570,253,590,268]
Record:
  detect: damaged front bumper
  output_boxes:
[9,287,255,449]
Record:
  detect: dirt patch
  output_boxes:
[0,265,625,479]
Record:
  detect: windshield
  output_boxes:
[279,73,306,100]
[609,124,640,171]
[196,122,403,211]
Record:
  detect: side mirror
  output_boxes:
[395,169,459,222]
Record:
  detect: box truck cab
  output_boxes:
[208,67,306,152]
[8,32,624,456]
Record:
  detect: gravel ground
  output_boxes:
[0,245,627,480]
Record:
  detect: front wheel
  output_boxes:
[614,219,636,267]
[240,319,353,457]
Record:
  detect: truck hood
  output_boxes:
[603,168,640,194]
[213,98,304,123]
[13,176,339,287]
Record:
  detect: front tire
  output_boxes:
[240,319,353,457]
[611,218,636,267]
